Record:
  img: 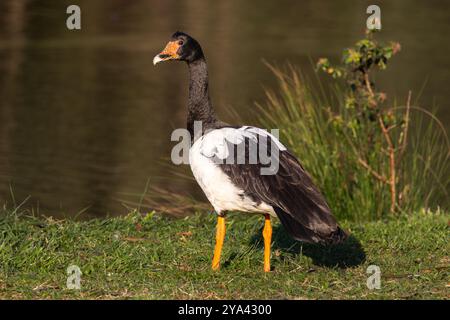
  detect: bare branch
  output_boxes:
[378,116,397,213]
[357,158,389,183]
[398,91,412,160]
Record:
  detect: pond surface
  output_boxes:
[0,0,448,217]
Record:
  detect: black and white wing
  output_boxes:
[201,126,347,244]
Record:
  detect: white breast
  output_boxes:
[189,127,277,216]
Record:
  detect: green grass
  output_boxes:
[0,209,448,299]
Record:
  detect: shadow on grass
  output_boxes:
[250,224,366,269]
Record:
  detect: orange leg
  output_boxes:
[212,215,226,271]
[263,214,272,272]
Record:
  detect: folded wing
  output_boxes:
[200,126,347,244]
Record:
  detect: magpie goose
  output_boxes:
[153,32,347,272]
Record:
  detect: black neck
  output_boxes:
[187,57,217,137]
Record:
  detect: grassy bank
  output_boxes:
[0,209,448,299]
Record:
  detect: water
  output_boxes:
[0,0,448,217]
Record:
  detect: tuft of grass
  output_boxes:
[256,64,449,221]
[0,208,448,299]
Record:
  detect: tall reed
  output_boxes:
[257,64,448,221]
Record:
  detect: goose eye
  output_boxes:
[178,40,184,46]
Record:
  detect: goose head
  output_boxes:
[153,31,204,65]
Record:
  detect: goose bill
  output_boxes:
[153,41,180,65]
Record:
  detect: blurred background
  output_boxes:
[0,0,448,217]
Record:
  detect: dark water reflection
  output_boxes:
[0,0,448,217]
